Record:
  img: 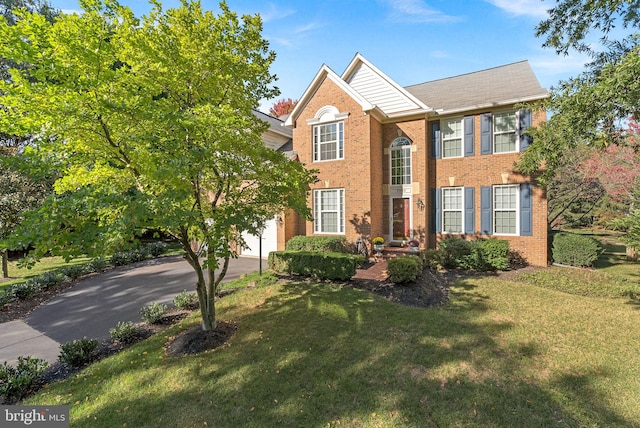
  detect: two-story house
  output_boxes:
[279,53,549,266]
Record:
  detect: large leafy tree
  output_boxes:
[517,0,640,257]
[0,0,315,330]
[0,0,57,277]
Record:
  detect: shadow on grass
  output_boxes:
[55,279,633,427]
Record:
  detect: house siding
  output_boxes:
[281,57,549,266]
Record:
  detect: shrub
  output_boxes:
[11,280,41,300]
[140,302,168,324]
[0,356,48,401]
[269,251,361,281]
[86,258,109,273]
[285,236,348,253]
[31,271,63,289]
[58,338,99,368]
[146,241,169,257]
[387,256,423,284]
[58,264,89,281]
[173,290,199,310]
[438,237,472,269]
[109,321,141,344]
[423,249,444,270]
[474,238,510,271]
[552,232,603,267]
[0,288,14,306]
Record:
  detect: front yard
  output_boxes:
[24,264,639,426]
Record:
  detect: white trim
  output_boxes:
[312,121,344,162]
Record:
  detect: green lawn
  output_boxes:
[25,272,640,427]
[1,256,92,289]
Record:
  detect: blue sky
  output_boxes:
[48,0,592,113]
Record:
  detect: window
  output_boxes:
[493,185,518,234]
[390,137,411,185]
[313,122,344,161]
[313,189,345,234]
[441,118,463,158]
[493,112,517,153]
[442,187,463,233]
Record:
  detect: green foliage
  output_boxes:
[431,237,511,271]
[0,288,14,305]
[387,256,423,284]
[109,321,141,344]
[11,279,41,299]
[438,237,473,269]
[140,302,168,324]
[285,236,348,253]
[0,356,47,402]
[173,290,198,310]
[0,0,317,331]
[268,251,361,281]
[552,232,603,267]
[146,241,169,257]
[58,338,98,368]
[608,209,640,250]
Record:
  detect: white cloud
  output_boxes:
[259,3,295,23]
[268,21,322,48]
[384,0,461,23]
[430,50,450,59]
[484,0,549,18]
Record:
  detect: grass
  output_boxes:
[0,256,92,290]
[25,271,640,427]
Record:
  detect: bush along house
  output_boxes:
[279,53,549,266]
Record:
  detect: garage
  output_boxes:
[240,217,278,258]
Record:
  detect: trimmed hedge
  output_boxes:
[285,236,348,253]
[268,251,362,281]
[387,255,423,284]
[552,232,603,267]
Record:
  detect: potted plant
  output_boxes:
[408,239,420,253]
[372,237,385,256]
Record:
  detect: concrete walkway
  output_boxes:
[0,256,263,366]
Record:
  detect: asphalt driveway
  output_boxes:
[0,255,263,365]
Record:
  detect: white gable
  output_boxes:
[346,63,421,115]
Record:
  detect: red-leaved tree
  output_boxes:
[269,98,297,118]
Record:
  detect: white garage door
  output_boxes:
[241,217,278,258]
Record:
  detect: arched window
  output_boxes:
[390,137,412,185]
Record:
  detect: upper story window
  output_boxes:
[390,137,412,185]
[308,105,349,162]
[313,122,344,161]
[493,111,517,153]
[441,118,463,158]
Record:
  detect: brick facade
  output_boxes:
[280,59,549,266]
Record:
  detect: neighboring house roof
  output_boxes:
[253,109,292,151]
[285,54,548,127]
[405,61,548,115]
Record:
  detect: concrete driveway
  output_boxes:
[0,255,263,366]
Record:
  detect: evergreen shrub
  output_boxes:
[552,232,603,267]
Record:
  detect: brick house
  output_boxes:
[279,53,549,266]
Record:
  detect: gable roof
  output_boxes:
[284,64,375,127]
[253,109,292,151]
[285,55,548,127]
[342,53,430,117]
[405,61,548,115]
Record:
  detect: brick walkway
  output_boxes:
[353,259,388,281]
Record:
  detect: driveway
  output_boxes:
[0,255,263,365]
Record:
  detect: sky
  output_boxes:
[47,0,593,113]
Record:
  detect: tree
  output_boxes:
[519,0,640,257]
[0,0,57,277]
[0,0,316,330]
[268,97,297,118]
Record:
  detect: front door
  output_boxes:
[392,198,411,241]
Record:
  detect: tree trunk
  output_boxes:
[627,246,638,261]
[1,249,8,278]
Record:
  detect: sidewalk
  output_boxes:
[353,259,388,281]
